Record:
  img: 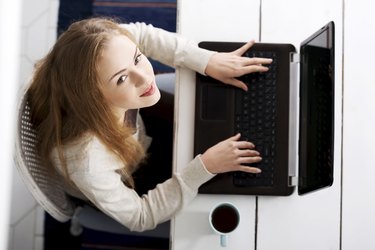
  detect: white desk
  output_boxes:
[171,0,343,249]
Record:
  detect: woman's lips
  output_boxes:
[140,81,156,97]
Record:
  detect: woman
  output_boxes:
[27,17,271,232]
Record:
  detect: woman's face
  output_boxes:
[98,34,160,120]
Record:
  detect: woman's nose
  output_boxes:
[129,66,148,86]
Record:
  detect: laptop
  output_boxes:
[194,21,335,196]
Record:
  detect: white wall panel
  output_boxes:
[9,1,59,249]
[177,0,260,42]
[0,0,21,248]
[342,0,375,249]
[257,1,343,249]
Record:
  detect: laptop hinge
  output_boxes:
[290,52,300,63]
[288,176,298,187]
[288,52,300,187]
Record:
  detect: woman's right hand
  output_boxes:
[199,133,262,174]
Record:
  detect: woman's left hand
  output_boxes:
[204,40,273,91]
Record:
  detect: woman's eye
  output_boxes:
[135,53,142,65]
[117,75,128,85]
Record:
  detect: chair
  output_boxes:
[14,73,175,242]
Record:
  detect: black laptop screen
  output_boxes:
[298,21,335,195]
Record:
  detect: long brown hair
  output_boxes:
[28,17,145,188]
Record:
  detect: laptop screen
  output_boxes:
[298,21,335,195]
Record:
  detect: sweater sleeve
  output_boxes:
[68,137,214,232]
[120,22,216,75]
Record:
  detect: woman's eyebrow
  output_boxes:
[133,46,139,59]
[108,46,139,83]
[109,68,127,83]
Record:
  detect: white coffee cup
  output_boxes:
[209,202,240,247]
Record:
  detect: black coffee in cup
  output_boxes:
[211,204,240,233]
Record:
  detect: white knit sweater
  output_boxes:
[50,22,216,232]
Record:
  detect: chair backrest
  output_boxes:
[14,89,76,222]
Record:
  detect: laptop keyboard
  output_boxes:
[233,51,277,187]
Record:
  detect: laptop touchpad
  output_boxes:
[201,85,228,120]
